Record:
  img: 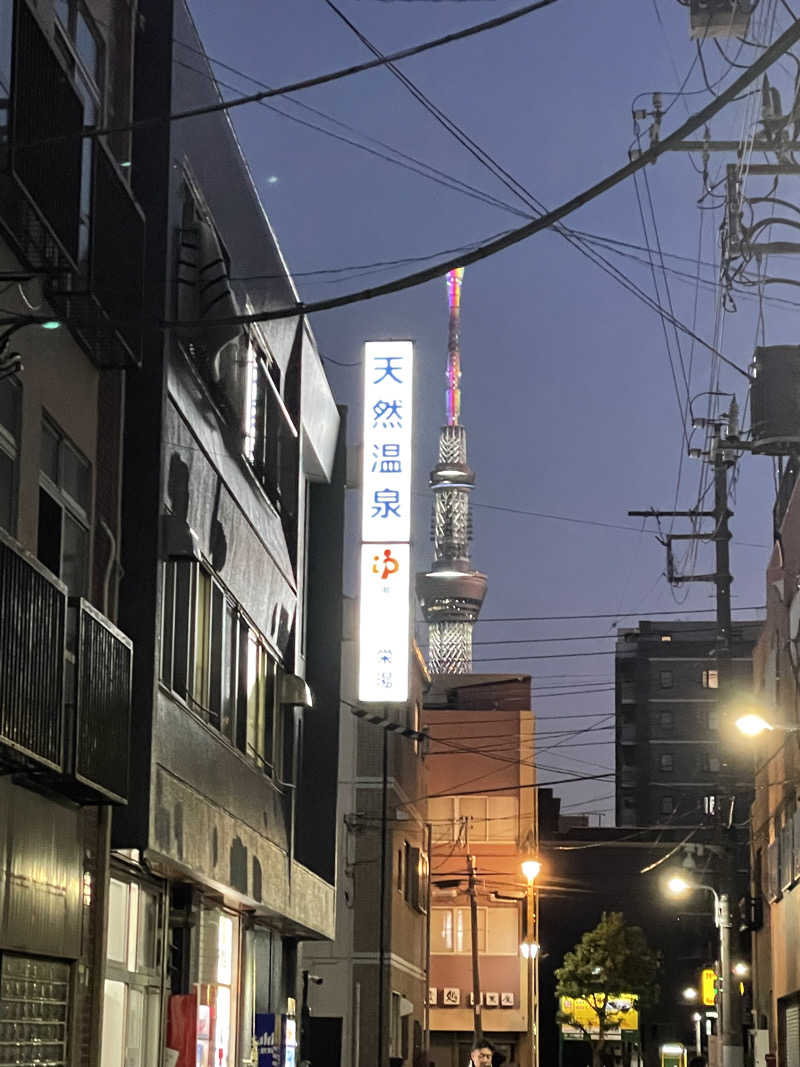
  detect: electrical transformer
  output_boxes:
[689,0,753,39]
[749,346,800,454]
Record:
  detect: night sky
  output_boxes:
[184,0,794,817]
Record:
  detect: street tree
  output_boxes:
[555,911,660,1067]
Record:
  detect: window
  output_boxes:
[37,417,91,598]
[403,844,428,913]
[707,709,719,731]
[702,752,721,773]
[430,907,518,955]
[702,669,719,689]
[658,709,674,733]
[196,907,239,1067]
[659,753,674,773]
[660,634,672,642]
[160,560,282,776]
[242,341,299,532]
[0,376,20,534]
[659,670,673,689]
[427,795,519,844]
[54,1,104,266]
[396,846,405,894]
[660,795,675,816]
[101,877,162,1067]
[0,2,11,137]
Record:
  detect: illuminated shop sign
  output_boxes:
[358,341,414,703]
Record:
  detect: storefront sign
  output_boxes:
[358,341,414,703]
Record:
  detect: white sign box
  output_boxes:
[361,341,414,544]
[358,542,411,703]
[358,340,414,705]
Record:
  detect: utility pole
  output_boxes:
[630,410,743,1067]
[463,816,483,1041]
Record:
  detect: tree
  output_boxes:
[555,911,660,1067]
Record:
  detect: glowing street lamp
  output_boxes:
[522,859,542,883]
[683,987,699,1001]
[663,876,740,1067]
[667,874,692,896]
[735,713,800,737]
[735,714,774,737]
[521,855,541,1067]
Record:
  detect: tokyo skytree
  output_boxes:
[416,268,487,674]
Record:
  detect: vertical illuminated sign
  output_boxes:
[358,340,414,703]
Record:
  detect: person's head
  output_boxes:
[470,1040,495,1067]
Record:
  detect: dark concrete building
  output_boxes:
[615,620,761,828]
[0,0,144,1064]
[97,2,346,1063]
[748,462,800,1067]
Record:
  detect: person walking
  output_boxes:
[469,1039,495,1067]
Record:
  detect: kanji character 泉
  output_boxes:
[371,489,401,520]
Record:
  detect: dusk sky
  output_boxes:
[184,0,794,817]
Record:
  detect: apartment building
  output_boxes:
[424,674,537,1067]
[615,619,760,828]
[98,2,345,1063]
[0,0,144,1063]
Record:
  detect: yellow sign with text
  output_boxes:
[701,968,717,1007]
[560,994,639,1037]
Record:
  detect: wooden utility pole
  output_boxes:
[463,816,483,1040]
[630,413,742,1067]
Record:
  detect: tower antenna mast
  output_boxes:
[416,268,487,673]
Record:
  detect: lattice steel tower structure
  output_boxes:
[416,268,487,673]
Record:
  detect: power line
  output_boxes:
[472,605,764,623]
[77,0,561,145]
[162,19,800,331]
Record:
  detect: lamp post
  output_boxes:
[521,858,541,1067]
[692,1012,703,1056]
[665,875,740,1067]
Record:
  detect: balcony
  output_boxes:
[0,529,132,803]
[0,530,66,772]
[65,598,132,804]
[0,0,144,368]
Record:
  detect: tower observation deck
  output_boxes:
[416,268,487,673]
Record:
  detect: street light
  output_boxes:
[732,962,749,978]
[692,1012,703,1056]
[735,712,800,737]
[683,987,699,1002]
[522,859,541,883]
[521,855,540,1067]
[664,876,740,1067]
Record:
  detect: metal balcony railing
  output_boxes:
[0,530,132,802]
[68,598,132,804]
[0,528,66,772]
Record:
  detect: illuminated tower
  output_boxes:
[416,268,487,673]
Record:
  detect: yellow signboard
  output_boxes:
[559,993,639,1038]
[701,968,717,1007]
